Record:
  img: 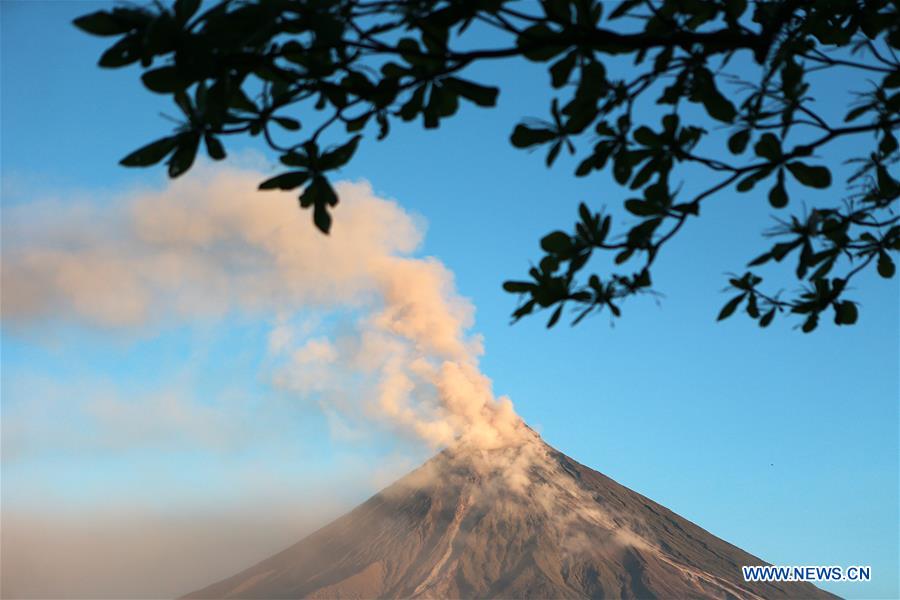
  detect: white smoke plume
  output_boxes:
[2,166,525,451]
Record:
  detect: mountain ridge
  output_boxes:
[186,434,838,599]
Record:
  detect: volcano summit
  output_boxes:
[187,431,835,599]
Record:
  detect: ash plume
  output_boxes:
[2,166,526,453]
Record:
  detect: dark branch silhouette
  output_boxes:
[74,0,900,332]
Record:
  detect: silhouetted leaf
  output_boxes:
[802,314,819,333]
[717,294,744,321]
[884,70,900,88]
[517,24,566,61]
[512,299,536,320]
[300,175,338,207]
[98,36,140,67]
[673,201,699,215]
[746,294,759,318]
[503,281,533,293]
[728,130,750,154]
[878,251,896,278]
[539,254,559,274]
[834,301,858,325]
[768,171,788,208]
[627,217,661,246]
[547,305,563,328]
[633,126,659,147]
[313,203,332,234]
[204,134,225,160]
[511,125,556,147]
[549,52,577,88]
[748,251,772,266]
[399,85,425,121]
[120,135,178,167]
[73,11,130,36]
[546,141,562,166]
[694,69,736,122]
[629,160,657,190]
[273,116,301,131]
[634,269,651,287]
[880,131,898,155]
[320,135,361,170]
[624,199,656,216]
[736,169,770,192]
[541,231,571,253]
[299,176,339,234]
[754,133,781,161]
[167,134,200,178]
[578,202,592,224]
[786,162,831,188]
[141,67,186,93]
[845,104,872,122]
[614,248,633,264]
[443,77,499,107]
[259,171,308,191]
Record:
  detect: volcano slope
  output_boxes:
[186,433,837,599]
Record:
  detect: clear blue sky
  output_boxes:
[2,2,898,599]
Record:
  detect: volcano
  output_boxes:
[186,432,836,599]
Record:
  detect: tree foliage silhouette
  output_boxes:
[75,0,900,332]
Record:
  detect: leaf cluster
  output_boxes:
[76,0,900,330]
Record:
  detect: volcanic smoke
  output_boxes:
[3,166,526,453]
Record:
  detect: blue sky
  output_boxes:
[2,2,898,599]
